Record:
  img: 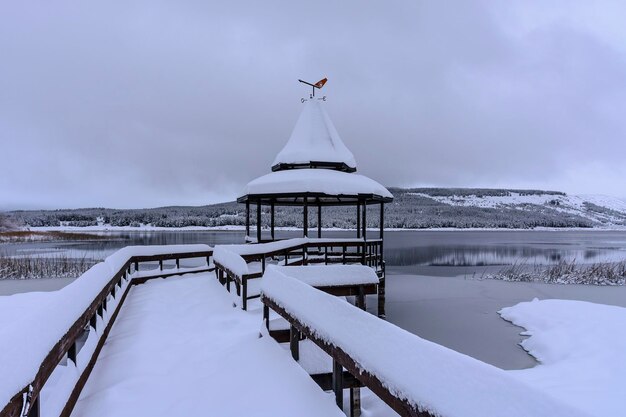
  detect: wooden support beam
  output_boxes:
[271,202,275,241]
[290,325,300,361]
[256,203,262,243]
[27,396,39,417]
[246,201,250,237]
[362,202,367,241]
[67,342,77,366]
[350,387,361,417]
[356,202,361,239]
[318,203,322,238]
[356,286,366,310]
[333,359,344,409]
[303,198,308,237]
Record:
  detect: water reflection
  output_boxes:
[2,230,626,268]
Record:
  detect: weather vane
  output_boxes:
[299,77,328,102]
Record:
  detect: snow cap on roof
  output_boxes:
[240,169,393,200]
[272,99,357,172]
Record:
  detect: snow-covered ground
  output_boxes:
[71,274,344,417]
[501,299,626,417]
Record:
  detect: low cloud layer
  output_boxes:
[2,1,625,209]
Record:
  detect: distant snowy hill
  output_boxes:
[403,189,626,228]
[7,188,626,230]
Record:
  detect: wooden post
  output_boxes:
[289,325,300,361]
[176,258,180,269]
[333,359,343,409]
[28,396,40,417]
[362,202,367,241]
[256,203,262,243]
[356,285,366,310]
[68,342,77,365]
[350,387,361,417]
[159,260,163,271]
[134,261,139,272]
[356,202,361,239]
[271,202,275,241]
[317,203,322,238]
[263,305,270,330]
[246,201,250,237]
[242,276,248,310]
[303,197,308,237]
[379,202,386,319]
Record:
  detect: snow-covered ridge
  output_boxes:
[409,191,626,227]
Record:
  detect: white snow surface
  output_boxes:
[71,274,344,417]
[212,246,251,275]
[264,264,379,287]
[272,99,357,169]
[500,299,626,417]
[240,168,392,199]
[0,244,212,409]
[261,273,590,417]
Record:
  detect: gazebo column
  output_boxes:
[245,201,250,238]
[303,198,308,237]
[317,203,322,238]
[362,203,367,241]
[362,202,367,267]
[271,202,275,241]
[356,202,361,239]
[256,203,262,243]
[378,202,385,318]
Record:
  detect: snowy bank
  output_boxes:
[500,299,626,417]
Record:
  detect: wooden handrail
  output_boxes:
[1,248,213,417]
[262,294,434,417]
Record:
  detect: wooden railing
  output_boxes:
[214,239,385,312]
[1,248,213,417]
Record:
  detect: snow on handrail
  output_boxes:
[0,244,213,417]
[261,273,590,417]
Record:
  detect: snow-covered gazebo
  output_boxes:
[237,96,393,242]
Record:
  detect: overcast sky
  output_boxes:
[1,1,625,210]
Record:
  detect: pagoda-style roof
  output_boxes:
[272,99,357,173]
[237,169,393,206]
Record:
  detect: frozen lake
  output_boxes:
[2,229,626,369]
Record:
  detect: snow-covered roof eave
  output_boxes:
[237,169,394,204]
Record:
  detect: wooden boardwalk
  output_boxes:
[71,274,344,417]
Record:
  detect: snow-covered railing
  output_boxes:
[261,273,589,417]
[0,245,213,417]
[213,238,384,311]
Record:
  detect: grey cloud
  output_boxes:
[1,0,625,209]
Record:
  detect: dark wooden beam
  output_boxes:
[317,203,322,238]
[356,202,361,239]
[303,198,308,237]
[256,203,262,243]
[362,201,367,241]
[270,202,275,241]
[245,201,250,237]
